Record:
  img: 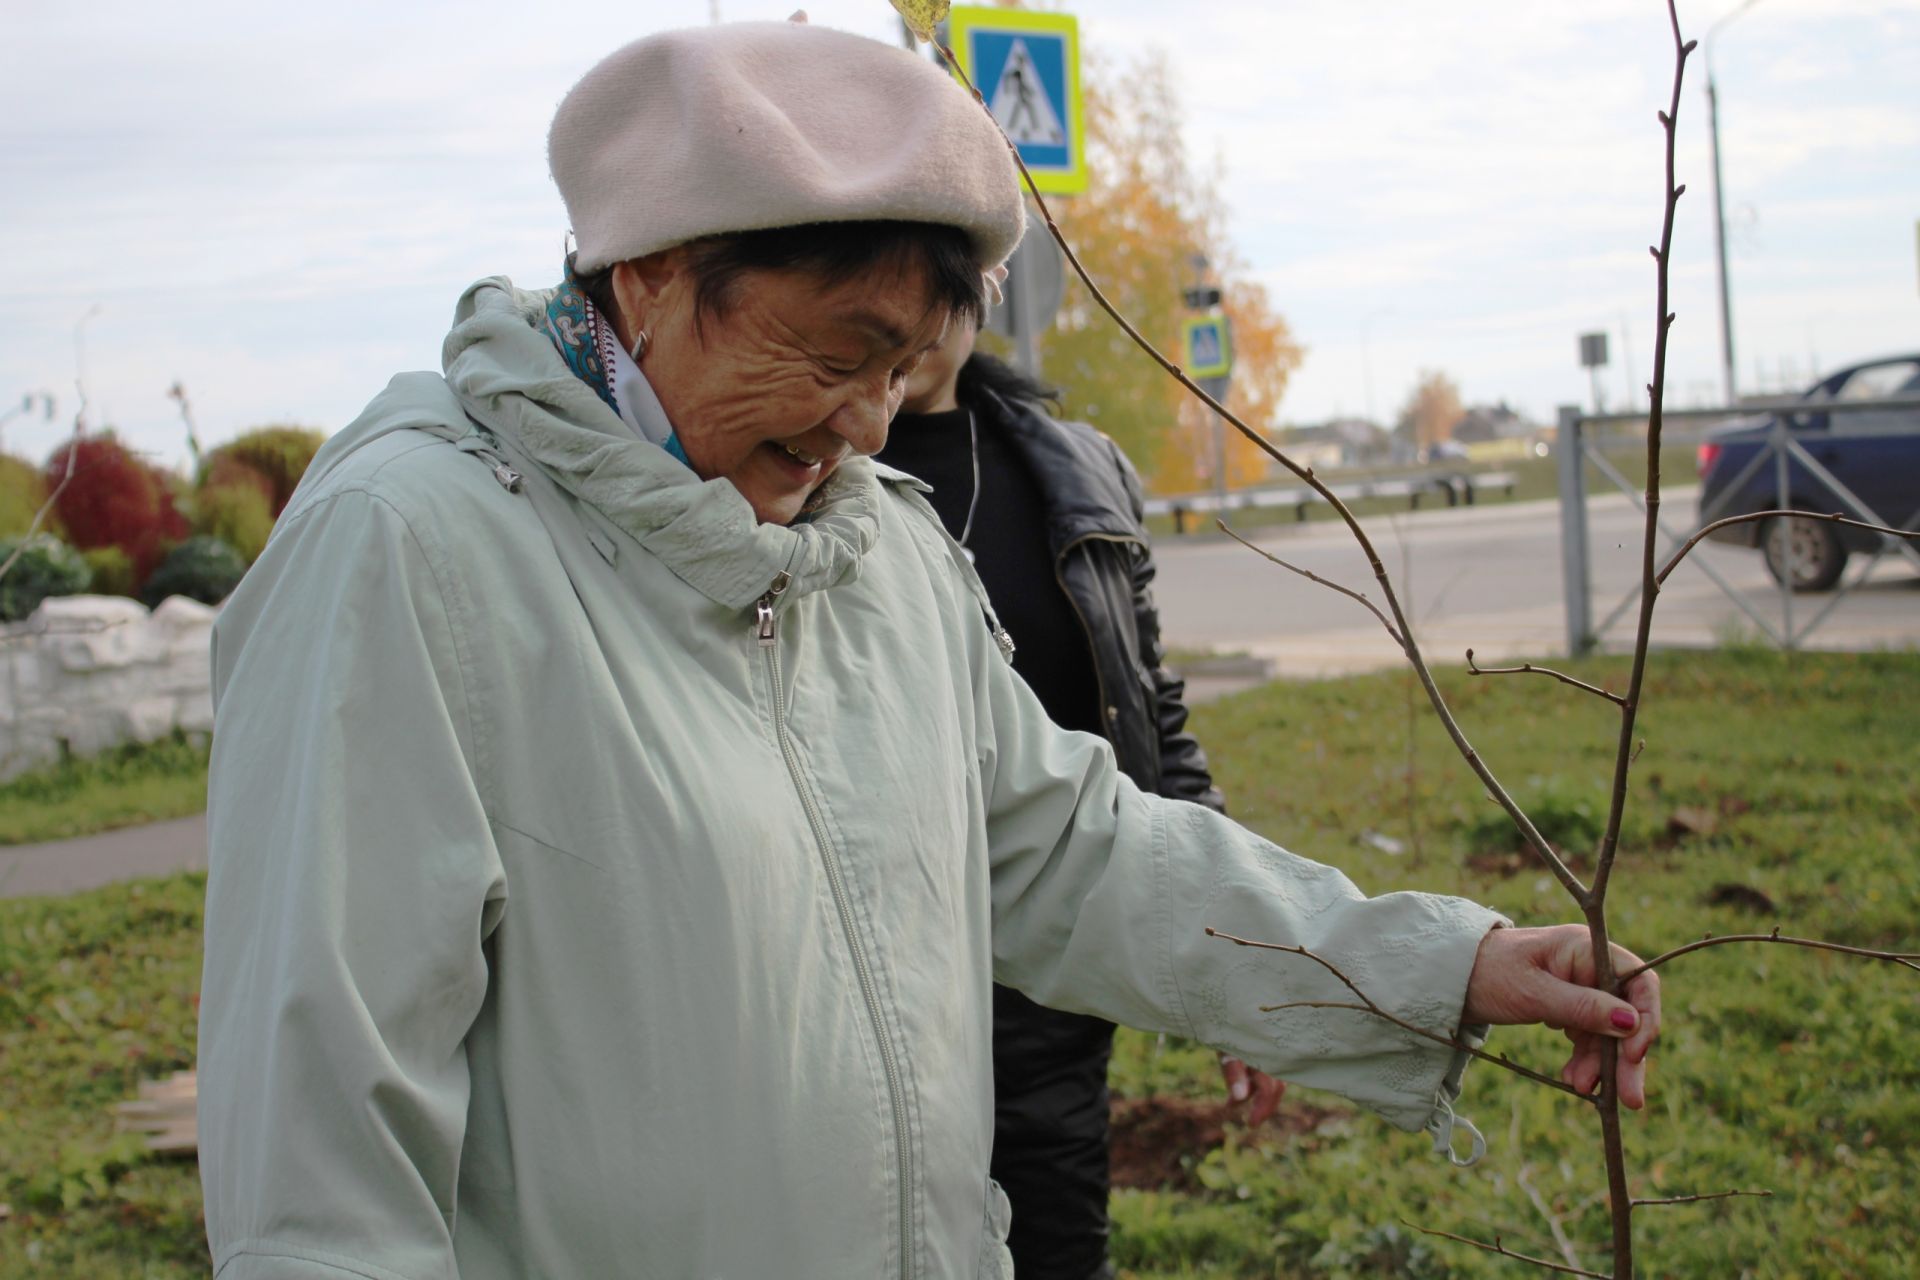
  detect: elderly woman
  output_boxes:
[198,20,1660,1280]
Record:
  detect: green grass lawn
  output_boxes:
[1107,647,1920,1278]
[0,733,210,847]
[3,649,1916,1277]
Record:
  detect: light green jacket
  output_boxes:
[199,278,1504,1280]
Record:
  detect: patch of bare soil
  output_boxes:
[1108,1094,1340,1192]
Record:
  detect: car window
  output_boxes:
[1833,361,1920,401]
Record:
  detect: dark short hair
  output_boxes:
[958,351,1061,413]
[578,220,986,338]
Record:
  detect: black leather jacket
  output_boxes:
[975,385,1224,812]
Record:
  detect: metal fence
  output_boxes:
[1557,396,1920,655]
[1145,469,1516,534]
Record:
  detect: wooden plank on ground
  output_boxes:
[113,1069,198,1156]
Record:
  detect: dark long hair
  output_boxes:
[956,350,1061,414]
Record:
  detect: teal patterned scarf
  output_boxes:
[544,261,690,468]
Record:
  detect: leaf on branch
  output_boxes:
[889,0,950,42]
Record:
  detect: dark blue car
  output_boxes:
[1696,354,1920,591]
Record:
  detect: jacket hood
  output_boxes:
[430,276,901,609]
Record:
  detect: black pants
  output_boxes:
[990,984,1118,1280]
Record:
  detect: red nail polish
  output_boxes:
[1611,1008,1637,1031]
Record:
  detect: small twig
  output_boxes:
[1401,1221,1610,1279]
[167,381,205,469]
[0,386,88,584]
[1657,509,1920,586]
[1209,929,1594,1102]
[1217,521,1404,648]
[1632,1189,1772,1210]
[1518,1163,1586,1274]
[1466,649,1627,707]
[1618,927,1920,984]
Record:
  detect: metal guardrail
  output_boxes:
[1145,470,1517,533]
[1558,397,1920,655]
[1574,394,1920,430]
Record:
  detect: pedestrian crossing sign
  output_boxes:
[1182,315,1233,379]
[947,6,1087,196]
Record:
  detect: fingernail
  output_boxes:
[1231,1080,1250,1102]
[1610,1008,1638,1031]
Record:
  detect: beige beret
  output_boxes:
[549,21,1026,273]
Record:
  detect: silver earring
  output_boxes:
[629,329,650,361]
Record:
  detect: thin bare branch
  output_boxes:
[1210,929,1594,1102]
[1590,0,1695,904]
[930,41,1592,910]
[1577,12,1696,1275]
[1632,1189,1772,1210]
[1518,1163,1587,1274]
[0,406,85,584]
[1465,649,1627,707]
[1657,509,1920,587]
[3,308,100,586]
[1400,1221,1610,1279]
[1217,522,1404,648]
[1618,928,1920,984]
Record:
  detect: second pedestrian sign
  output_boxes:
[947,6,1087,196]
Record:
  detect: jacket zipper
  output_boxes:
[1052,532,1148,735]
[754,573,916,1279]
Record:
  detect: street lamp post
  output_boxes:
[1706,0,1765,407]
[1359,307,1392,429]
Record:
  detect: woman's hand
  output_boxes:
[1462,925,1663,1109]
[1218,1056,1287,1127]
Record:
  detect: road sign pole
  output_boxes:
[1007,233,1041,377]
[1556,404,1593,656]
[1200,375,1231,510]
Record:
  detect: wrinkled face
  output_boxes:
[615,251,955,525]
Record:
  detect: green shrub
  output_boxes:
[80,544,137,598]
[202,425,324,514]
[0,451,53,538]
[0,533,92,622]
[140,535,246,607]
[192,481,275,563]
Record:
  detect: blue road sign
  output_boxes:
[949,7,1087,195]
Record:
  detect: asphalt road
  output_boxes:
[0,812,208,897]
[1150,486,1919,677]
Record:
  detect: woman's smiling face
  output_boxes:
[614,249,956,525]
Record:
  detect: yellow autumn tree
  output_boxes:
[1396,370,1465,451]
[1030,46,1303,493]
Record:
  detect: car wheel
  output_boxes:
[1762,515,1848,592]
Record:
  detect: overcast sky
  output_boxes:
[2,0,1916,471]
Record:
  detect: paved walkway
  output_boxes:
[0,812,207,898]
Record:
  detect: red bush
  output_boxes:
[44,436,190,585]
